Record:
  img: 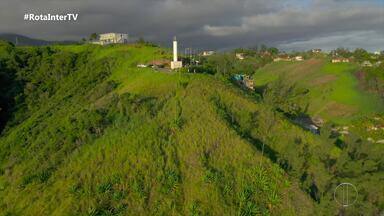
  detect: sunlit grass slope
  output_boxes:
[0,43,314,215]
[253,59,384,123]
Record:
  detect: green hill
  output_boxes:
[0,34,76,46]
[0,41,383,215]
[253,59,384,124]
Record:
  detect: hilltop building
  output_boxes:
[362,61,373,67]
[274,54,291,62]
[236,53,245,60]
[171,37,183,70]
[91,33,129,45]
[294,56,304,61]
[202,51,215,56]
[311,49,322,53]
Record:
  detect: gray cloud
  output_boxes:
[0,0,383,51]
[279,31,384,52]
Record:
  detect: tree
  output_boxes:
[353,48,370,62]
[260,44,267,53]
[263,75,309,116]
[268,47,279,55]
[89,33,98,41]
[0,42,24,131]
[333,47,351,58]
[137,37,146,44]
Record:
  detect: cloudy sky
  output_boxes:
[0,0,383,51]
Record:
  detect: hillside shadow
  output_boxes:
[211,95,291,171]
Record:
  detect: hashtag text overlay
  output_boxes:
[24,13,79,22]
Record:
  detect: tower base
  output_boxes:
[171,61,183,70]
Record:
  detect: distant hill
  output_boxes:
[0,33,76,46]
[253,58,384,124]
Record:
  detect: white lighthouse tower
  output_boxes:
[171,36,183,70]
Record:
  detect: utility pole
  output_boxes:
[198,49,201,65]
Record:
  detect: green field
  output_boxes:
[253,59,384,123]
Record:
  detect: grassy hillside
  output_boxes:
[0,42,316,215]
[253,59,384,124]
[0,42,383,215]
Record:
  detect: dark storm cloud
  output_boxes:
[0,0,383,51]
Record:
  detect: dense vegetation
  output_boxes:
[357,63,384,99]
[0,41,383,215]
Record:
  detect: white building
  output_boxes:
[171,37,183,70]
[332,58,350,63]
[92,33,129,45]
[236,53,245,60]
[274,57,290,62]
[362,61,373,67]
[294,56,304,61]
[202,51,215,56]
[311,49,322,53]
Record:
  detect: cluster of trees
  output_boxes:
[80,33,98,43]
[262,75,310,117]
[135,37,159,47]
[234,44,280,56]
[0,40,118,132]
[0,41,24,131]
[358,63,384,98]
[189,46,279,78]
[212,87,384,215]
[0,41,130,214]
[331,47,383,63]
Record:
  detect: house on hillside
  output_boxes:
[202,51,215,56]
[273,57,283,62]
[137,64,148,68]
[232,74,254,90]
[148,59,170,68]
[332,58,349,63]
[243,77,254,90]
[293,116,321,135]
[91,33,129,45]
[311,49,322,53]
[274,55,291,62]
[362,61,373,67]
[236,53,245,60]
[331,58,341,63]
[261,51,271,57]
[294,56,304,61]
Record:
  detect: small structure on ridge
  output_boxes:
[171,36,183,70]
